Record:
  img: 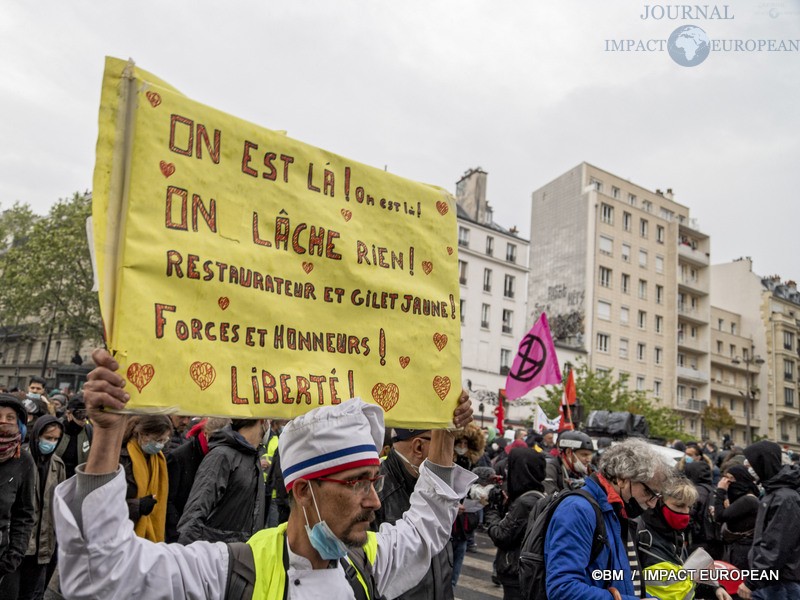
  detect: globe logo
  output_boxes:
[668,25,711,66]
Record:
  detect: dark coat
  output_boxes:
[166,435,206,543]
[744,442,800,591]
[177,427,266,544]
[54,419,92,478]
[0,448,35,578]
[374,449,454,600]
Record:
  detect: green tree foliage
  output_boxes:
[701,404,736,439]
[0,192,102,347]
[540,361,687,441]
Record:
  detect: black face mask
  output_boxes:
[728,481,757,502]
[624,481,645,518]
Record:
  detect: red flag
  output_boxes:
[558,369,576,431]
[494,389,506,436]
[504,313,562,400]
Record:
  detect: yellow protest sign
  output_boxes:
[92,57,461,427]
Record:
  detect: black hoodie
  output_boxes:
[743,441,800,590]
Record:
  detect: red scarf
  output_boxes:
[596,473,627,518]
[186,419,210,455]
[0,425,21,462]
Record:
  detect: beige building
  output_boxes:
[712,258,800,450]
[528,162,711,436]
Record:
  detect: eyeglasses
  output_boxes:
[639,481,663,503]
[316,475,385,495]
[72,410,87,419]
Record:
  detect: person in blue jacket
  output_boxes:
[545,439,673,600]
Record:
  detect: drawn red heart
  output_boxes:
[189,361,216,391]
[399,356,410,369]
[218,297,230,310]
[372,383,399,412]
[341,209,352,222]
[433,333,448,352]
[146,91,162,108]
[127,363,155,393]
[446,246,454,255]
[422,261,433,275]
[160,161,175,178]
[302,262,314,274]
[436,201,449,216]
[433,376,451,401]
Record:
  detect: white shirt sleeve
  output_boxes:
[371,462,476,599]
[54,469,230,600]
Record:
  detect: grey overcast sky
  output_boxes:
[1,1,798,279]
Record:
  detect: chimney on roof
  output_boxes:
[655,189,663,196]
[788,280,797,291]
[665,188,674,200]
[509,226,518,235]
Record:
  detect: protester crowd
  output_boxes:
[2,369,800,600]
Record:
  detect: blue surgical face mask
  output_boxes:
[38,439,57,455]
[684,456,694,463]
[303,483,349,560]
[28,393,41,400]
[142,441,165,455]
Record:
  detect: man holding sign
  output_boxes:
[53,349,476,600]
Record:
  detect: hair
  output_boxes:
[664,477,698,507]
[204,417,230,435]
[123,415,172,444]
[29,376,46,386]
[599,439,671,487]
[231,418,261,432]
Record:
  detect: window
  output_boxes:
[730,344,736,358]
[482,268,492,292]
[637,343,646,361]
[639,249,648,268]
[785,387,795,407]
[502,309,513,334]
[486,236,494,256]
[660,208,674,221]
[500,349,511,375]
[601,203,614,224]
[642,200,652,213]
[640,218,649,238]
[598,300,611,321]
[619,372,630,388]
[481,304,490,329]
[677,385,685,401]
[731,323,737,335]
[621,273,630,294]
[623,212,632,231]
[628,193,637,206]
[637,376,646,391]
[506,243,517,263]
[597,333,610,353]
[781,421,789,443]
[458,260,468,285]
[678,353,685,367]
[718,318,724,330]
[785,331,795,350]
[716,340,723,354]
[638,279,647,300]
[599,235,613,256]
[655,315,663,333]
[620,306,630,325]
[459,299,466,324]
[656,225,665,243]
[656,284,664,304]
[655,255,664,274]
[621,243,631,262]
[619,338,629,359]
[654,379,662,398]
[503,275,516,299]
[784,359,795,381]
[638,310,647,330]
[592,178,603,192]
[655,346,663,365]
[458,226,470,247]
[600,266,612,288]
[612,186,620,199]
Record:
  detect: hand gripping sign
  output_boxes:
[92,57,461,427]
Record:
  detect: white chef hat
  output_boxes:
[281,397,384,491]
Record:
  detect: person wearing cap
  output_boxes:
[0,395,36,591]
[54,395,93,478]
[373,427,453,600]
[543,430,594,495]
[53,349,476,599]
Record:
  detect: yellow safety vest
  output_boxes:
[642,561,695,600]
[247,523,379,600]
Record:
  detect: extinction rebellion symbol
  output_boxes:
[510,333,547,382]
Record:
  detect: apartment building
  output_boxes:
[528,162,711,434]
[455,168,531,424]
[712,258,800,450]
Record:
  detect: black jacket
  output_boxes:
[0,448,35,578]
[177,427,266,544]
[374,449,454,600]
[744,442,800,590]
[166,435,206,543]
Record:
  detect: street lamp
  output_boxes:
[732,343,765,446]
[479,402,485,426]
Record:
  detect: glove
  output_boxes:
[139,494,158,516]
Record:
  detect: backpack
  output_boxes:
[689,482,719,544]
[518,488,610,600]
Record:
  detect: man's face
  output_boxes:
[543,433,554,446]
[575,449,594,467]
[28,382,45,396]
[312,466,381,547]
[685,448,699,459]
[170,415,191,432]
[624,479,662,510]
[0,406,18,429]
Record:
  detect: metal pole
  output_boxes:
[745,356,752,446]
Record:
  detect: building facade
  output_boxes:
[528,162,712,435]
[454,168,532,424]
